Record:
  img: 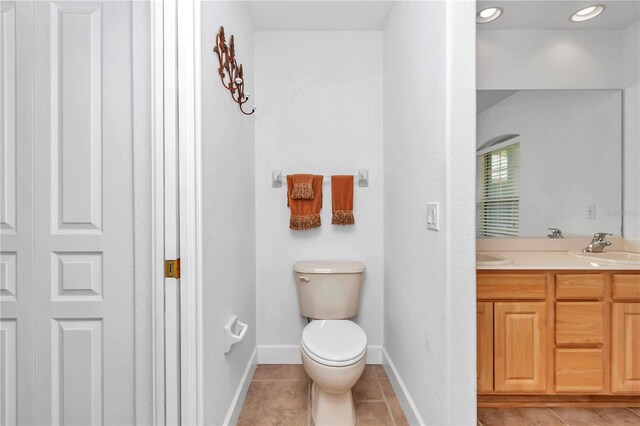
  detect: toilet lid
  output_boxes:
[301,320,367,367]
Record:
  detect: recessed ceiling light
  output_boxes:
[571,5,606,22]
[476,7,503,24]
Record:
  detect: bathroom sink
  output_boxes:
[477,253,513,266]
[567,251,640,266]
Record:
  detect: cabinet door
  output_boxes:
[494,302,547,392]
[477,303,493,393]
[611,303,640,393]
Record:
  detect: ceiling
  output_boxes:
[246,1,639,32]
[477,90,518,114]
[248,1,394,31]
[476,0,640,30]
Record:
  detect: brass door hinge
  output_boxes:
[165,259,181,279]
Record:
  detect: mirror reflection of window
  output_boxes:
[476,90,623,238]
[478,143,520,237]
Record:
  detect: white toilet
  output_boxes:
[293,261,367,426]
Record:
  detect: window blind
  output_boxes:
[477,143,520,237]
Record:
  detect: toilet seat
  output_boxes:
[301,320,367,367]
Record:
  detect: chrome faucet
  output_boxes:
[581,233,613,253]
[548,228,563,239]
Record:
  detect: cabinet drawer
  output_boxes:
[556,302,604,345]
[555,348,604,393]
[612,275,640,300]
[477,274,547,300]
[555,274,604,300]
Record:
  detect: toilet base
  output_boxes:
[301,348,366,426]
[311,381,356,426]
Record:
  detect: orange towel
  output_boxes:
[331,175,355,225]
[287,175,323,230]
[291,174,315,200]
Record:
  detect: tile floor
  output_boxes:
[237,364,409,426]
[478,407,640,426]
[237,366,639,426]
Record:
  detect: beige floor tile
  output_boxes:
[237,380,309,426]
[630,408,640,417]
[355,401,395,426]
[478,408,566,426]
[252,364,310,381]
[240,364,409,425]
[353,366,385,402]
[371,364,388,380]
[552,408,640,426]
[378,379,409,426]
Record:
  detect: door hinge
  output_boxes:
[165,259,181,279]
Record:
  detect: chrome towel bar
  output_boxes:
[271,169,369,188]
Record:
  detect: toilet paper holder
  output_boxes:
[224,315,248,353]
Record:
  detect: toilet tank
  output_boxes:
[293,261,365,319]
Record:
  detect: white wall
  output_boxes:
[477,26,640,239]
[383,2,476,424]
[200,2,256,424]
[477,90,623,236]
[254,32,384,356]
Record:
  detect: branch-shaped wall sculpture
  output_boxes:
[213,26,256,116]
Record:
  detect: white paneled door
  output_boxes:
[1,2,29,425]
[1,1,135,424]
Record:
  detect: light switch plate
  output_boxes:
[587,203,596,219]
[427,202,439,231]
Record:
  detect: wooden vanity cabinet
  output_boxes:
[477,302,493,393]
[494,302,547,392]
[611,274,640,393]
[611,303,640,393]
[477,270,640,406]
[553,273,606,394]
[477,273,549,394]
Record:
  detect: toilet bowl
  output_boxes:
[300,319,367,426]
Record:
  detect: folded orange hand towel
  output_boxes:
[331,175,355,225]
[291,174,315,200]
[287,175,323,230]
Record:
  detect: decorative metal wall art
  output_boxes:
[213,26,256,116]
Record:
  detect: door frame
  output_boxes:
[150,1,167,423]
[151,0,204,424]
[176,0,204,425]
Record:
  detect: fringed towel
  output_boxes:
[287,175,323,230]
[290,174,315,200]
[331,175,355,225]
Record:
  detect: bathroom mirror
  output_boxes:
[476,89,623,238]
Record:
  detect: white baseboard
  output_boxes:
[257,345,301,364]
[382,347,425,426]
[257,345,383,364]
[223,347,258,426]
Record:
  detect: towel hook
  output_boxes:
[213,26,256,116]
